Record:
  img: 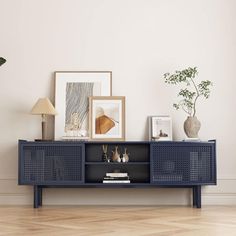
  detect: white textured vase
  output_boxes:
[184,116,201,138]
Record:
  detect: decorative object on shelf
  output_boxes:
[54,71,112,140]
[89,96,125,140]
[163,67,213,138]
[184,116,201,138]
[111,146,121,162]
[31,98,57,140]
[0,57,6,66]
[102,144,110,162]
[121,148,129,162]
[148,116,172,141]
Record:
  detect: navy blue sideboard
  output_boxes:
[18,140,216,208]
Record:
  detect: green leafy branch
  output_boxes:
[164,67,212,117]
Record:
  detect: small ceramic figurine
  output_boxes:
[102,145,110,162]
[122,148,129,162]
[111,146,121,162]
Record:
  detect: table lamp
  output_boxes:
[31,98,57,140]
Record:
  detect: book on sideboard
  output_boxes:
[106,173,128,177]
[103,180,131,183]
[103,172,130,183]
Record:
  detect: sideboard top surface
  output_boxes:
[19,139,216,145]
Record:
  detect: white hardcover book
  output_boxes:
[103,180,130,183]
[106,173,128,177]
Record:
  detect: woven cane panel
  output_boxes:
[151,144,214,184]
[22,145,82,184]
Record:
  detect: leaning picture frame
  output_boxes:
[148,116,172,141]
[89,96,125,141]
[54,71,112,140]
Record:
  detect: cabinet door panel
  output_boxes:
[19,143,84,185]
[151,142,216,185]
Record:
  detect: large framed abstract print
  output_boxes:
[54,71,112,140]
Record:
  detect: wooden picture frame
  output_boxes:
[89,96,125,141]
[54,71,112,140]
[148,116,172,141]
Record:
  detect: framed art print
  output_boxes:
[54,71,112,140]
[89,96,125,141]
[149,116,172,141]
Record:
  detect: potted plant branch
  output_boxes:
[163,67,212,138]
[0,57,6,66]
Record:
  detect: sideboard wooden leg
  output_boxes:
[38,187,42,206]
[192,186,197,207]
[34,185,39,208]
[196,186,201,208]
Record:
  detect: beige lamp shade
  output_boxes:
[31,98,57,115]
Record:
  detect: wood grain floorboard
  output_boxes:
[0,206,236,235]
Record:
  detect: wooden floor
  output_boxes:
[0,206,236,235]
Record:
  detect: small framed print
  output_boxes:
[89,96,125,141]
[149,116,172,141]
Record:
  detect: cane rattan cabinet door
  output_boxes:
[19,141,84,185]
[151,142,216,185]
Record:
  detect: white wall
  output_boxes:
[0,0,236,205]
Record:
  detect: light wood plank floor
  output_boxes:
[0,206,236,235]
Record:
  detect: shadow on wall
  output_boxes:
[0,144,18,179]
[47,72,56,140]
[43,188,192,205]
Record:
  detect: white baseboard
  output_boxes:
[203,193,236,205]
[0,193,32,205]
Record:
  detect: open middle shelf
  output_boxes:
[85,162,150,165]
[85,143,150,184]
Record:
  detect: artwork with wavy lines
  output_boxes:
[54,71,111,140]
[65,82,93,135]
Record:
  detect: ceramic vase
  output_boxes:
[184,116,201,138]
[122,148,129,162]
[111,146,121,162]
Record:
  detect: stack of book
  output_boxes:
[103,172,130,183]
